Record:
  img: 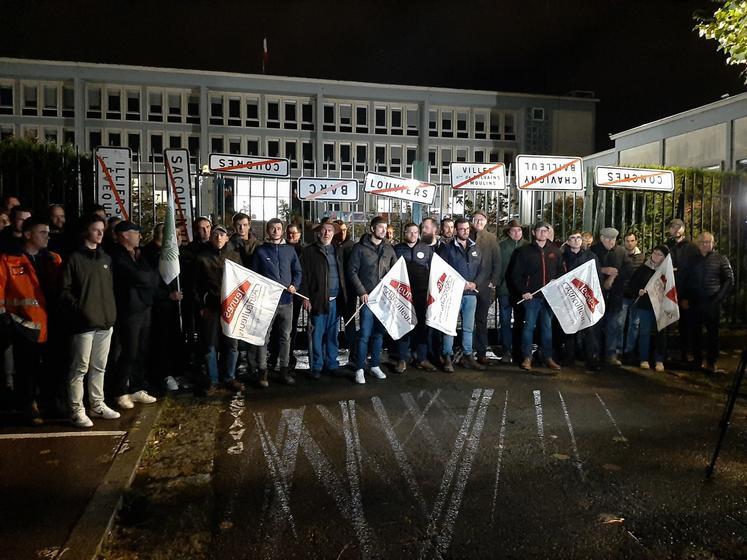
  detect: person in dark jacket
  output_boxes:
[438,217,489,372]
[511,221,564,371]
[560,231,601,370]
[591,227,632,365]
[347,216,397,384]
[61,215,120,428]
[300,221,347,379]
[625,245,670,372]
[393,223,436,373]
[680,232,734,374]
[110,221,160,409]
[195,225,245,393]
[0,205,31,254]
[621,231,646,359]
[665,218,700,362]
[470,210,501,365]
[497,220,527,364]
[334,219,358,365]
[251,219,302,386]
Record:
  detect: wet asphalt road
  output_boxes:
[211,363,747,560]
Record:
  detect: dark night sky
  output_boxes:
[2,0,745,150]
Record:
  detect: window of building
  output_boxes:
[474,149,485,163]
[489,149,500,163]
[267,100,280,128]
[150,134,164,160]
[441,110,453,138]
[375,145,387,172]
[441,147,452,174]
[429,109,438,137]
[406,108,418,136]
[210,136,224,153]
[246,98,259,127]
[301,102,313,131]
[390,145,402,174]
[187,94,200,124]
[45,128,59,143]
[209,95,223,125]
[375,106,387,135]
[1,125,14,140]
[474,111,487,139]
[63,128,75,145]
[503,150,515,166]
[457,111,468,139]
[22,125,39,140]
[43,85,59,117]
[504,112,516,140]
[340,143,352,171]
[323,104,335,132]
[323,142,336,171]
[391,107,403,136]
[429,148,437,174]
[88,130,102,150]
[128,132,141,155]
[222,97,239,126]
[149,91,163,122]
[532,107,545,121]
[126,90,140,121]
[168,93,183,124]
[302,141,314,172]
[284,101,297,129]
[188,136,199,163]
[247,138,259,155]
[455,147,468,163]
[62,86,74,118]
[267,139,280,158]
[489,109,502,140]
[0,84,13,115]
[339,104,352,133]
[169,134,182,149]
[87,86,101,119]
[355,144,367,172]
[285,140,297,168]
[106,89,121,120]
[406,147,417,174]
[22,84,38,116]
[356,105,368,134]
[229,137,242,154]
[108,131,122,147]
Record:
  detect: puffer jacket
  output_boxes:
[251,241,302,305]
[60,245,117,333]
[590,243,632,311]
[681,250,734,305]
[510,241,564,298]
[497,237,528,297]
[347,234,397,296]
[438,237,488,296]
[562,246,600,274]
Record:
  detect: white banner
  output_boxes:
[95,147,131,219]
[644,254,679,331]
[516,154,583,191]
[450,162,507,190]
[159,184,180,285]
[425,253,466,336]
[541,259,605,334]
[221,260,286,345]
[366,257,417,341]
[364,172,437,204]
[164,149,194,242]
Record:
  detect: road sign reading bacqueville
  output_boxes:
[594,166,675,192]
[516,155,584,191]
[364,172,437,204]
[297,178,359,201]
[208,154,290,177]
[449,162,507,190]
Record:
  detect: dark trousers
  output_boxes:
[12,336,45,408]
[113,309,152,397]
[149,303,183,383]
[691,303,721,365]
[474,288,494,358]
[562,323,599,365]
[678,306,693,360]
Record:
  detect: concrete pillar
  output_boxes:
[74,77,84,149]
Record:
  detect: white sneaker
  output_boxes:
[90,403,121,420]
[654,362,665,372]
[369,366,386,379]
[71,410,93,428]
[130,390,157,404]
[116,394,134,410]
[164,376,179,392]
[640,361,650,370]
[354,369,366,384]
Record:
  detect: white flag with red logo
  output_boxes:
[425,253,467,336]
[366,257,417,340]
[645,253,679,331]
[221,259,285,345]
[541,259,605,334]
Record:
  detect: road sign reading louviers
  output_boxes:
[208,153,290,177]
[95,147,132,220]
[298,178,359,201]
[516,154,584,191]
[594,166,675,192]
[364,172,437,205]
[449,162,507,190]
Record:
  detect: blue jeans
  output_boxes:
[443,295,477,356]
[357,305,386,369]
[498,295,514,353]
[310,299,340,372]
[521,298,553,360]
[201,308,237,384]
[622,298,640,354]
[601,305,626,358]
[636,308,665,363]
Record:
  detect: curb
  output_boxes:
[61,401,164,560]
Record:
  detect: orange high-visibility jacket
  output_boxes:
[0,250,62,343]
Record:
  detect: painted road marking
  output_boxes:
[595,392,628,443]
[490,390,509,529]
[558,392,585,482]
[0,431,126,440]
[400,392,445,461]
[533,390,546,455]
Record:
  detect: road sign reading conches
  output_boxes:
[449,162,507,190]
[594,166,675,192]
[516,155,584,191]
[209,153,290,177]
[298,178,359,201]
[364,172,437,205]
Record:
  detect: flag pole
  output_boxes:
[176,275,183,333]
[344,301,365,327]
[515,288,542,306]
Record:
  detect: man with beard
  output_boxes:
[470,210,501,366]
[439,217,455,249]
[497,220,527,364]
[665,218,699,362]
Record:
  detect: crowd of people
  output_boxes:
[0,193,735,428]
